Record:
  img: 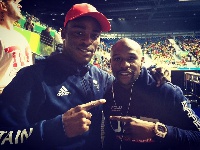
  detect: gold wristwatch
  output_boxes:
[154,122,167,138]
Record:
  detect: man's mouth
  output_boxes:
[119,71,132,76]
[120,72,131,76]
[79,48,93,54]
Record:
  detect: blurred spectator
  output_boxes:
[93,57,100,68]
[24,16,34,32]
[40,27,54,47]
[54,28,63,45]
[0,0,33,94]
[54,27,63,54]
[40,27,54,56]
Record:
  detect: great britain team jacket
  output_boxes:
[0,54,114,150]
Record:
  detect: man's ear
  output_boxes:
[140,56,144,67]
[141,56,145,63]
[0,1,7,12]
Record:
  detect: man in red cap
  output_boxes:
[0,3,113,150]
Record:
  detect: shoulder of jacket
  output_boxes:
[18,61,46,77]
[89,65,105,74]
[165,82,179,89]
[161,82,183,95]
[89,65,114,80]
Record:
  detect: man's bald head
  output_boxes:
[110,38,144,88]
[111,38,143,58]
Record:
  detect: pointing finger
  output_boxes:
[75,99,106,112]
[110,116,134,123]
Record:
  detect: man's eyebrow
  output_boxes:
[129,53,137,56]
[112,54,120,57]
[70,24,101,33]
[112,53,137,57]
[71,24,85,30]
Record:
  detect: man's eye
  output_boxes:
[128,56,136,62]
[129,57,135,60]
[113,57,121,61]
[75,32,83,36]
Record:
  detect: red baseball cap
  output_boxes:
[64,3,111,32]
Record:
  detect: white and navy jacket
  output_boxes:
[0,54,114,150]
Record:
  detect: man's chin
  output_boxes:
[117,77,134,88]
[118,76,132,84]
[118,80,131,87]
[77,59,91,66]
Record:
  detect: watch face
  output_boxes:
[155,122,167,138]
[158,124,166,132]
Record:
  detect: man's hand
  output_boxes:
[110,116,155,140]
[62,99,106,138]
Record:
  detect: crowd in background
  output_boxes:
[13,11,200,75]
[177,36,200,65]
[93,36,200,74]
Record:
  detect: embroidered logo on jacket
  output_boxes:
[93,79,99,91]
[182,101,200,131]
[57,86,70,96]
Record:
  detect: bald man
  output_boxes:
[103,38,200,150]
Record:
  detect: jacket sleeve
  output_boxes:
[0,67,79,148]
[161,83,200,149]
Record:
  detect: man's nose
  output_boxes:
[120,60,130,68]
[82,34,93,45]
[18,4,22,9]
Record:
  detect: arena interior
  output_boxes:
[16,0,200,114]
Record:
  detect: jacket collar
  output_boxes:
[47,54,90,76]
